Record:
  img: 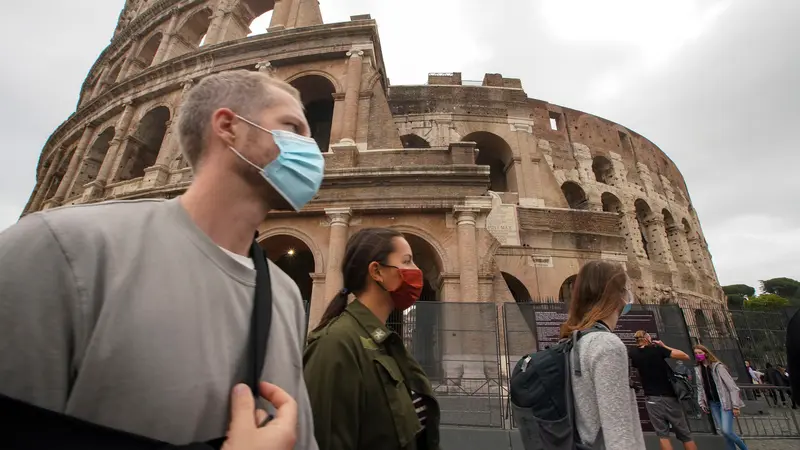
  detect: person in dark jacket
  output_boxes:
[303,228,441,450]
[787,309,800,408]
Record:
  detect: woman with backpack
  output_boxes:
[693,344,749,450]
[303,228,440,450]
[560,261,645,449]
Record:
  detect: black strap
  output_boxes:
[0,239,273,449]
[248,237,273,396]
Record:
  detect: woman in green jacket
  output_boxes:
[304,228,441,450]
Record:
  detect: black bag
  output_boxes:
[509,324,607,450]
[0,238,273,449]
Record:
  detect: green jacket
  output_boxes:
[304,300,441,450]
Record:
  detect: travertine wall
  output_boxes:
[24,0,724,381]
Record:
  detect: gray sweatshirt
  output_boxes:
[572,331,646,450]
[0,198,318,448]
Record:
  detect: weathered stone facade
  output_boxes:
[24,0,723,351]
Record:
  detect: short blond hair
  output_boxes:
[177,70,301,167]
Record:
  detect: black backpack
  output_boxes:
[509,324,607,450]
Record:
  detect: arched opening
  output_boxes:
[502,272,532,303]
[559,275,577,304]
[260,234,315,305]
[171,9,213,59]
[561,181,588,210]
[592,155,615,185]
[43,153,71,201]
[463,131,515,192]
[634,199,655,260]
[388,232,444,378]
[601,192,623,213]
[400,134,431,149]
[289,75,335,152]
[132,32,163,74]
[98,61,123,94]
[118,106,170,182]
[70,127,116,197]
[248,9,274,36]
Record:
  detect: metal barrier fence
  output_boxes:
[387,302,506,428]
[734,386,800,438]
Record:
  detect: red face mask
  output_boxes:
[380,265,424,311]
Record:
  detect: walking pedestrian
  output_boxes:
[629,331,697,450]
[0,70,323,449]
[560,260,646,449]
[303,228,441,450]
[693,344,749,450]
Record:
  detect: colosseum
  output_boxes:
[23,0,724,383]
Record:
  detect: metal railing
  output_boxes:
[734,386,799,438]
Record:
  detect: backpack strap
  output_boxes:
[571,323,608,377]
[248,237,273,397]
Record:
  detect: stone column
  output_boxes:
[45,126,94,208]
[29,147,65,212]
[643,217,675,268]
[203,0,230,45]
[338,50,364,143]
[623,206,648,260]
[83,101,136,200]
[268,0,292,31]
[323,208,352,302]
[307,273,328,334]
[454,207,480,302]
[142,80,194,189]
[152,14,179,65]
[666,223,692,266]
[687,233,707,274]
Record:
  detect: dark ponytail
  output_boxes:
[313,228,403,331]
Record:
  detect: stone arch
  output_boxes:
[387,224,452,274]
[258,227,323,273]
[400,134,431,149]
[601,192,623,213]
[99,60,124,92]
[259,234,315,303]
[42,150,71,201]
[117,106,171,182]
[366,72,383,92]
[561,181,588,210]
[171,7,213,58]
[559,274,577,303]
[463,131,516,192]
[70,127,116,197]
[592,155,615,185]
[502,272,532,303]
[288,74,336,152]
[285,70,342,93]
[132,32,163,74]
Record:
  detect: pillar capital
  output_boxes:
[326,207,352,226]
[454,206,479,226]
[255,61,274,73]
[181,79,194,93]
[346,49,365,59]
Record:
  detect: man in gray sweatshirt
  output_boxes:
[0,70,322,448]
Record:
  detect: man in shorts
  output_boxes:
[629,330,698,450]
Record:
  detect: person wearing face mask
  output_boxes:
[303,228,441,450]
[560,260,645,450]
[693,345,748,450]
[0,70,323,449]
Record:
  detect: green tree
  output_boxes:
[760,277,800,305]
[744,293,790,310]
[723,284,755,309]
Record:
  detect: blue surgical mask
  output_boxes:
[230,115,325,211]
[621,290,634,316]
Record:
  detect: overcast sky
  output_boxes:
[0,0,797,291]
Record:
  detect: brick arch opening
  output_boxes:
[400,134,431,149]
[135,32,162,72]
[172,8,213,58]
[289,75,335,152]
[592,155,615,185]
[601,192,623,213]
[463,131,515,193]
[502,272,532,303]
[260,234,314,304]
[561,181,588,210]
[559,274,577,304]
[118,106,170,182]
[70,127,116,198]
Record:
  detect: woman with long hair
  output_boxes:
[693,344,748,450]
[560,260,644,449]
[303,228,440,450]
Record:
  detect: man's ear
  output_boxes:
[211,108,238,148]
